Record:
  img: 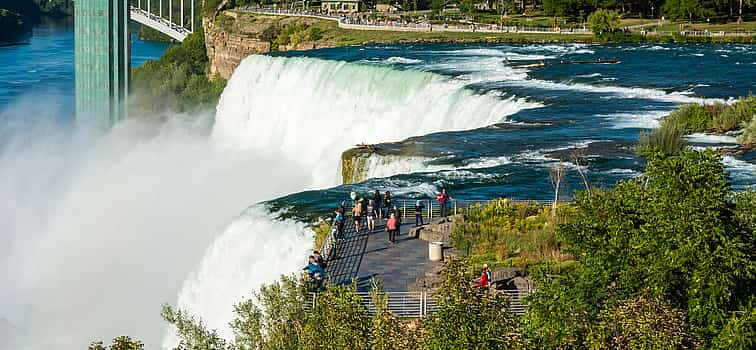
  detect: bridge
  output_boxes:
[75,0,200,129]
[129,0,197,42]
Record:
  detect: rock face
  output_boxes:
[203,11,338,80]
[409,216,463,246]
[203,14,272,80]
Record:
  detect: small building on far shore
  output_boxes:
[322,0,362,13]
[376,3,401,12]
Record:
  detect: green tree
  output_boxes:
[161,304,228,350]
[88,336,144,350]
[526,150,756,346]
[662,0,710,22]
[587,8,620,35]
[425,259,525,349]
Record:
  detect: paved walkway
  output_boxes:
[325,217,442,292]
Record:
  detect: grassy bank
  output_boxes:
[639,96,756,155]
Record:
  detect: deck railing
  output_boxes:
[306,289,531,318]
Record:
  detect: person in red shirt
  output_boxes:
[476,264,492,290]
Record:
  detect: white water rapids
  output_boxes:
[0,55,535,349]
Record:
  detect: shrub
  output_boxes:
[585,292,701,349]
[639,118,687,157]
[587,9,620,36]
[716,96,756,133]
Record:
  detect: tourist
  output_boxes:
[391,204,402,241]
[314,250,325,269]
[367,199,377,232]
[335,205,345,239]
[414,199,425,226]
[303,255,326,290]
[352,199,363,234]
[386,213,399,243]
[382,191,393,219]
[475,264,492,291]
[436,188,452,217]
[372,190,382,218]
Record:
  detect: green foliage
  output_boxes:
[88,336,144,350]
[527,150,756,346]
[425,259,526,349]
[638,117,687,157]
[733,190,756,231]
[585,292,701,349]
[452,200,569,271]
[302,284,371,349]
[161,304,228,350]
[369,280,423,350]
[710,297,756,350]
[715,96,756,133]
[230,275,308,350]
[588,9,621,35]
[738,113,756,144]
[131,29,226,116]
[662,0,713,21]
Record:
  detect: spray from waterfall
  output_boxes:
[0,55,537,350]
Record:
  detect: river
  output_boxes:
[0,20,754,350]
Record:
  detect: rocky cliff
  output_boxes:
[203,11,338,80]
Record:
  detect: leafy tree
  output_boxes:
[88,336,144,350]
[585,292,701,349]
[526,150,756,346]
[300,283,371,349]
[425,259,526,349]
[161,304,228,350]
[230,275,309,350]
[368,280,424,350]
[587,8,620,35]
[662,0,711,22]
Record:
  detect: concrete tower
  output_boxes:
[75,0,130,130]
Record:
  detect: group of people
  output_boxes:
[303,250,326,291]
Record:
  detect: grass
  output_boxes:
[654,20,756,32]
[451,200,574,275]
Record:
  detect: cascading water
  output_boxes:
[165,55,539,346]
[0,55,536,350]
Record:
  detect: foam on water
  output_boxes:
[171,55,541,345]
[685,133,738,144]
[602,110,670,129]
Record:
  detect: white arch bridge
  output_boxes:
[129,0,199,42]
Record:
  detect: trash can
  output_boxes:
[428,241,443,261]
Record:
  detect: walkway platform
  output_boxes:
[325,218,442,292]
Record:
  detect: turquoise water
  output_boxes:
[0,19,170,121]
[0,22,755,350]
[268,43,755,215]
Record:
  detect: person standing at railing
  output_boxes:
[372,190,382,218]
[335,205,346,239]
[382,191,393,219]
[367,199,378,232]
[414,199,425,226]
[353,198,364,234]
[436,188,452,217]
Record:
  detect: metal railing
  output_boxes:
[236,7,591,34]
[306,289,531,318]
[337,198,552,220]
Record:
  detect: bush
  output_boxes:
[528,151,756,346]
[638,116,687,157]
[586,292,701,349]
[587,9,620,36]
[738,115,756,144]
[715,97,756,133]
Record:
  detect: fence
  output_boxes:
[236,7,590,34]
[338,198,553,220]
[306,289,530,318]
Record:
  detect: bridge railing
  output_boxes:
[306,289,531,318]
